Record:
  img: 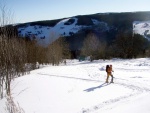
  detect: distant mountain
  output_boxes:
[17,18,85,45]
[16,11,150,49]
[133,21,150,40]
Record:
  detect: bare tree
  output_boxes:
[81,33,106,60]
[0,3,28,98]
[47,35,70,65]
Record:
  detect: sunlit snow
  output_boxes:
[0,58,150,113]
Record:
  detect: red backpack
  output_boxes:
[106,65,109,72]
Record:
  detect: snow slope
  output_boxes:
[133,21,150,40]
[0,58,150,113]
[18,18,86,45]
[17,18,109,45]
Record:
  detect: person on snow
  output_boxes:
[105,64,114,83]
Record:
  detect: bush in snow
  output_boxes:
[5,96,25,113]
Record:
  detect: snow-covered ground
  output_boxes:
[0,58,150,113]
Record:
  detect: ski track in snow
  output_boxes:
[79,79,150,113]
[61,60,150,113]
[37,73,103,83]
[77,63,150,113]
[37,63,150,113]
[37,72,150,113]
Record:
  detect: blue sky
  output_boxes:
[2,0,150,23]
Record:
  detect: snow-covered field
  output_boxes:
[0,58,150,113]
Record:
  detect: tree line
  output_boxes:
[80,31,150,60]
[0,30,71,99]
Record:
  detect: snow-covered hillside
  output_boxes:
[17,18,109,45]
[18,18,82,45]
[17,17,150,46]
[0,58,150,113]
[133,21,150,40]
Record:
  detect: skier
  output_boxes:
[105,64,114,83]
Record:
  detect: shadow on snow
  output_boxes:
[84,83,110,92]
